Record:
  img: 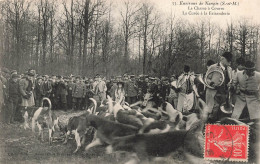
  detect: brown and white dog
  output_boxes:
[108,98,209,163]
[63,113,92,153]
[84,114,139,152]
[63,98,97,153]
[31,97,60,144]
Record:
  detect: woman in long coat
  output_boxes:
[19,72,35,107]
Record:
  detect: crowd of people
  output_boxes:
[0,51,259,125]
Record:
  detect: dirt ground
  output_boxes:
[0,111,186,164]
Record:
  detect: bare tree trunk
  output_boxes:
[36,7,41,69]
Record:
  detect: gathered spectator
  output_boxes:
[125,75,138,104]
[110,80,118,101]
[115,81,125,106]
[49,75,57,109]
[35,77,44,107]
[137,76,148,100]
[176,65,195,112]
[168,75,178,109]
[72,77,86,110]
[19,71,35,108]
[56,76,68,110]
[6,74,20,124]
[94,74,107,102]
[80,78,87,109]
[67,77,74,110]
[42,75,52,98]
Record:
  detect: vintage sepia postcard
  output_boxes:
[0,0,259,163]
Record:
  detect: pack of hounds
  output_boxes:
[23,93,258,164]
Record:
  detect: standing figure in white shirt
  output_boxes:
[176,65,195,113]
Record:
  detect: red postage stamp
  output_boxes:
[204,124,249,162]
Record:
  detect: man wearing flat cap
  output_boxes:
[231,61,260,120]
[205,52,233,122]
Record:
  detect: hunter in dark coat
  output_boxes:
[6,74,20,124]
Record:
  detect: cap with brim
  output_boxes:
[37,76,43,80]
[11,74,19,79]
[27,72,35,76]
[11,70,17,74]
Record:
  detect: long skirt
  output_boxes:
[21,93,35,107]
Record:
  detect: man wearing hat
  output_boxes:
[35,76,44,107]
[6,74,20,124]
[116,75,122,82]
[136,76,145,101]
[231,57,245,106]
[125,75,138,104]
[56,76,68,110]
[49,75,57,109]
[231,61,260,120]
[176,65,196,112]
[94,74,107,102]
[72,76,86,110]
[205,52,233,122]
[42,75,52,98]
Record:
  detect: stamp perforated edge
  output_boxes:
[203,124,250,162]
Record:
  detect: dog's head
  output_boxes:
[85,115,99,129]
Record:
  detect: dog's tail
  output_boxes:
[187,98,209,133]
[197,98,209,123]
[89,98,97,114]
[41,97,52,110]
